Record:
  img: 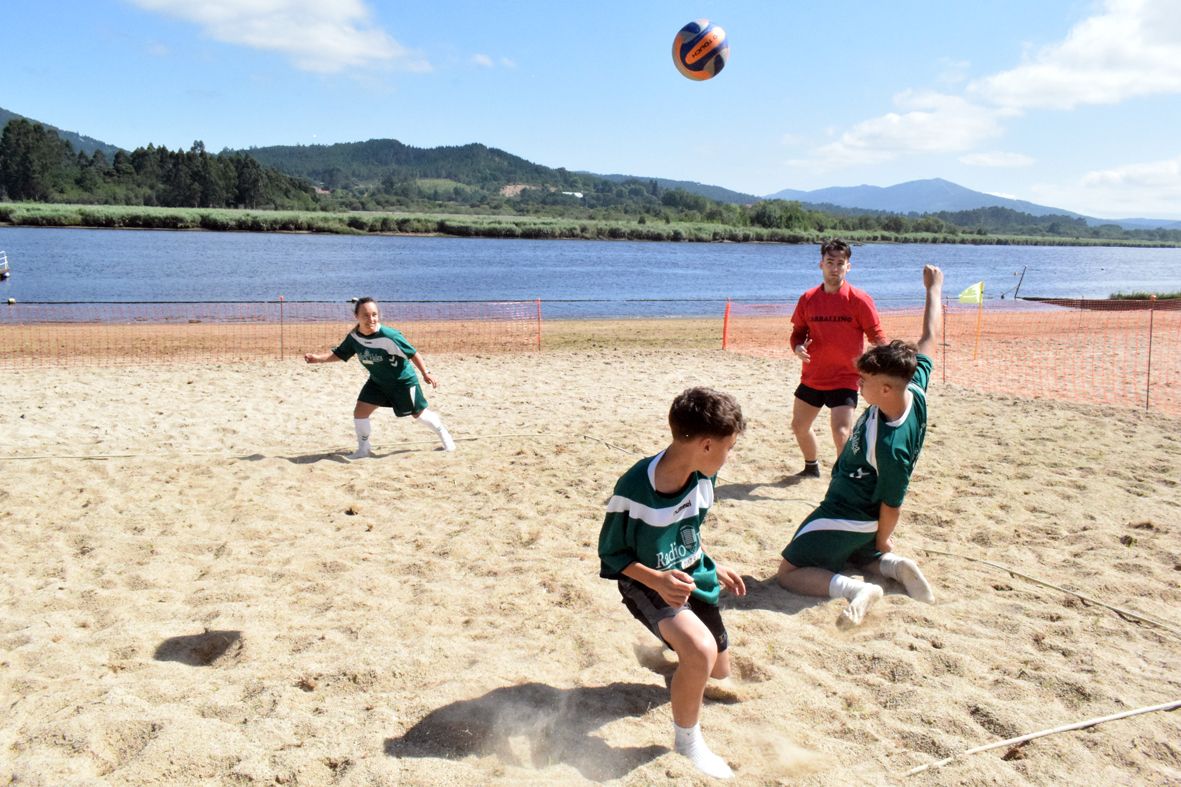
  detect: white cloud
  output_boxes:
[970,0,1181,110]
[786,0,1181,177]
[128,0,429,74]
[796,92,1003,170]
[1081,153,1181,190]
[471,53,516,69]
[1032,153,1181,218]
[959,151,1035,167]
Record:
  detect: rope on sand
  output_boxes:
[921,547,1181,640]
[903,699,1181,776]
[0,433,558,462]
[579,434,643,455]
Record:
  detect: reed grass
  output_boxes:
[1,202,1175,248]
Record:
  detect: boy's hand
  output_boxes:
[717,565,747,597]
[923,265,943,289]
[656,570,696,607]
[794,337,813,363]
[876,534,894,554]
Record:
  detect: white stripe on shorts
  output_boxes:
[795,517,878,539]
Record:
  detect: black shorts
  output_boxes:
[795,383,858,410]
[617,577,728,653]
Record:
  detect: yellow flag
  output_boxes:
[958,281,984,304]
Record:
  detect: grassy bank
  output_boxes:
[1,202,1178,248]
[1110,290,1181,299]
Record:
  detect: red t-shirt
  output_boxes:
[790,282,886,390]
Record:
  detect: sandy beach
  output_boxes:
[1,322,1179,785]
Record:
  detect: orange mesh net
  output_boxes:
[723,298,1181,416]
[0,300,541,368]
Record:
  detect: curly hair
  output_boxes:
[856,339,918,381]
[669,387,747,440]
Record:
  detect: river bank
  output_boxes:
[3,202,1178,248]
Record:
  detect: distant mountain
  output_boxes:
[589,173,759,205]
[1104,216,1181,230]
[764,177,1179,230]
[766,177,1086,218]
[0,106,123,159]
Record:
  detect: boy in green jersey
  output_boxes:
[599,387,747,780]
[777,266,943,627]
[305,297,455,457]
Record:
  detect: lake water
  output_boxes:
[1,226,1179,318]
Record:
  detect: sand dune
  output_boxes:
[1,338,1179,784]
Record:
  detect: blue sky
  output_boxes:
[6,0,1181,219]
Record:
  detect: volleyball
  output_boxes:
[672,19,729,81]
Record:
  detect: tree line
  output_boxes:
[0,119,315,209]
[2,117,1179,245]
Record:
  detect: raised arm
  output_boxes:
[916,265,943,359]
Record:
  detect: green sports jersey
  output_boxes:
[816,354,932,520]
[333,325,418,387]
[598,451,721,604]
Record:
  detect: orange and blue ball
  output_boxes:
[672,19,729,81]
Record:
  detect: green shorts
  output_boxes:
[358,378,428,417]
[781,512,882,573]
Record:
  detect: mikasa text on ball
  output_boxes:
[672,19,729,81]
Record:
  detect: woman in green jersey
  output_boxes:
[305,297,456,458]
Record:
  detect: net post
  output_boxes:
[972,297,983,361]
[535,298,542,351]
[941,295,948,385]
[1146,295,1156,412]
[722,299,731,350]
[278,295,286,360]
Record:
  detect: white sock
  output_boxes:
[415,408,455,451]
[673,723,733,780]
[829,574,882,627]
[350,418,371,458]
[878,554,934,603]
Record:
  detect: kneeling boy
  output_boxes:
[777,266,943,626]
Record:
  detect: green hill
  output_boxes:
[235,138,589,193]
[590,173,759,205]
[0,106,123,159]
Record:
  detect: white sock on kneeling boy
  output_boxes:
[877,553,935,603]
[829,573,882,626]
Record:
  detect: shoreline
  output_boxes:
[4,206,1179,249]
